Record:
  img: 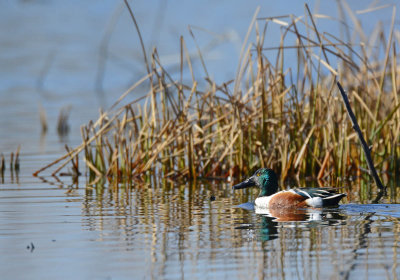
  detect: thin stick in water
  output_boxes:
[336,81,385,190]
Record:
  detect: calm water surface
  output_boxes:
[1,170,400,279]
[1,1,400,279]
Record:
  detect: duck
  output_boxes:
[233,168,346,209]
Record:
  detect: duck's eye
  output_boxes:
[256,173,260,177]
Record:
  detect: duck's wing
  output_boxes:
[290,188,346,207]
[291,188,340,198]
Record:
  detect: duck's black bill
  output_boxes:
[233,177,255,189]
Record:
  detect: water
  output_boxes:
[1,1,400,279]
[1,178,400,279]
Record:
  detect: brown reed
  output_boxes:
[34,4,400,190]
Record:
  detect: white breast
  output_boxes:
[254,196,272,208]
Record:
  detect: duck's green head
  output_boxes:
[233,168,279,197]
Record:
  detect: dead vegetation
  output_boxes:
[34,4,400,189]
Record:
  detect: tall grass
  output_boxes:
[34,5,400,188]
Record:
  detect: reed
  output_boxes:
[57,106,71,136]
[0,146,21,180]
[39,104,48,134]
[0,154,5,177]
[34,5,400,188]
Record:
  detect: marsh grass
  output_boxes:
[35,4,400,191]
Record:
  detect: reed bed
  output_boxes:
[34,6,400,188]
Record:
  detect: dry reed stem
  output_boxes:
[0,154,5,174]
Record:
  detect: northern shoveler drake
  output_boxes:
[233,168,346,209]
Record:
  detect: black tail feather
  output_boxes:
[322,193,347,206]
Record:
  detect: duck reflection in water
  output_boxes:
[235,202,326,222]
[234,202,346,241]
[234,204,312,241]
[256,206,319,221]
[234,202,279,241]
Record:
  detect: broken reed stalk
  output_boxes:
[65,145,80,176]
[0,154,5,175]
[337,81,385,190]
[10,152,14,171]
[57,106,71,136]
[39,104,48,134]
[14,145,20,172]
